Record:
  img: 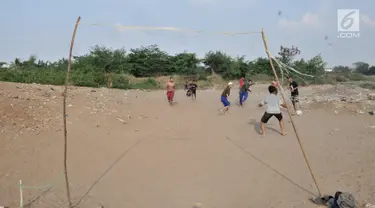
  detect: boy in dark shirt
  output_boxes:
[288,77,299,112]
[219,82,233,114]
[189,80,198,100]
[239,79,253,106]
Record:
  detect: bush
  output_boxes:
[0,69,66,85]
[315,75,336,85]
[112,74,131,89]
[334,74,348,82]
[248,74,273,83]
[345,72,367,81]
[197,71,209,80]
[70,71,105,87]
[358,82,375,90]
[130,78,159,89]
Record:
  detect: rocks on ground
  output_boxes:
[297,85,375,115]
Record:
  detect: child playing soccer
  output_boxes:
[219,82,233,114]
[239,79,254,106]
[258,85,287,136]
[288,76,300,112]
[166,77,175,105]
[191,80,198,99]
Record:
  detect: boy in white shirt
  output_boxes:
[258,85,287,136]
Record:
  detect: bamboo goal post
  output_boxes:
[260,29,322,197]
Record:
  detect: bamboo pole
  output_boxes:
[63,16,81,207]
[260,29,322,197]
[19,180,23,208]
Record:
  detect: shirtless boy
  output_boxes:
[166,77,175,105]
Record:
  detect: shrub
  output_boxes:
[130,78,159,89]
[112,74,131,89]
[70,71,105,87]
[345,73,367,81]
[359,82,375,90]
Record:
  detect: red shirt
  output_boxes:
[239,78,244,87]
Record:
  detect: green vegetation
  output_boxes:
[1,45,374,89]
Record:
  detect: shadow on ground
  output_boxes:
[248,118,280,135]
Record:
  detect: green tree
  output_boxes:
[306,55,326,76]
[368,66,375,75]
[203,51,233,75]
[247,58,271,76]
[353,62,370,75]
[128,45,172,77]
[171,52,200,75]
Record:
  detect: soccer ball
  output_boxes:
[296,110,303,116]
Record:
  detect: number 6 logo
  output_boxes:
[341,11,356,30]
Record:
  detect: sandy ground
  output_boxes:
[0,81,375,208]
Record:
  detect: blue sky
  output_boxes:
[1,0,374,67]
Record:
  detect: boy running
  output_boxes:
[239,77,245,89]
[239,79,253,106]
[166,77,175,105]
[238,77,244,99]
[219,82,233,114]
[258,85,287,136]
[189,80,198,100]
[288,76,299,112]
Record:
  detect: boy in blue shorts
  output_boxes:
[219,82,233,114]
[239,79,254,106]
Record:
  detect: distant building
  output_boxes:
[0,63,10,69]
[324,68,333,72]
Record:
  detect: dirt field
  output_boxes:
[1,81,375,208]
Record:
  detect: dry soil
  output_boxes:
[0,82,374,208]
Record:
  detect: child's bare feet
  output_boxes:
[281,132,287,136]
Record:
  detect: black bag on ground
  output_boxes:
[331,191,356,208]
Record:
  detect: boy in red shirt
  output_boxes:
[239,77,245,88]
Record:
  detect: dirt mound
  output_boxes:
[297,84,375,115]
[0,83,62,140]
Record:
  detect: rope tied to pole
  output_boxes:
[83,23,262,35]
